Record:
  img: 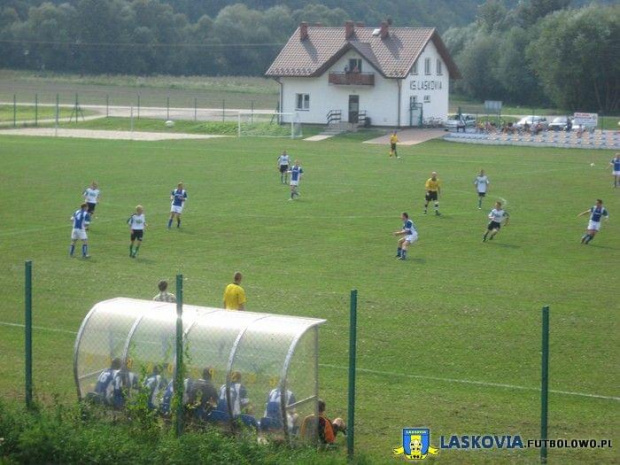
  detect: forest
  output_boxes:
[0,0,618,111]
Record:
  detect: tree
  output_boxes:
[527,5,620,111]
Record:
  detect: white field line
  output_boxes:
[1,321,617,402]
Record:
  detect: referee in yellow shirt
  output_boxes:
[424,172,441,216]
[389,131,399,158]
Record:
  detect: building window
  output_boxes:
[411,61,418,75]
[436,59,443,75]
[348,58,362,73]
[423,95,431,103]
[424,58,431,75]
[296,93,310,111]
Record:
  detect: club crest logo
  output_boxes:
[393,428,439,461]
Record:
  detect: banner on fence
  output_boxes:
[573,112,598,127]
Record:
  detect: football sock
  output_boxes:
[129,244,133,256]
[168,219,173,228]
[478,199,482,208]
[401,249,407,260]
[82,244,88,257]
[585,235,593,244]
[177,219,181,228]
[396,247,402,257]
[134,244,140,256]
[70,244,75,256]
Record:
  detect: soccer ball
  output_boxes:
[590,163,595,167]
[165,120,175,128]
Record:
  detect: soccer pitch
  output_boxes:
[0,133,617,464]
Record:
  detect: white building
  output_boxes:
[265,21,461,127]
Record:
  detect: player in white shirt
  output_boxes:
[473,170,489,209]
[127,205,147,258]
[483,201,509,242]
[82,181,100,228]
[277,150,290,184]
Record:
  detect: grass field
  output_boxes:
[0,131,618,464]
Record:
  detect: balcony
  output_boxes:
[328,71,375,86]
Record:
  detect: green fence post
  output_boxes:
[175,274,184,437]
[347,289,358,459]
[194,97,198,122]
[25,260,33,409]
[541,306,550,464]
[137,94,141,120]
[222,99,225,122]
[35,94,38,126]
[13,94,17,127]
[106,94,109,118]
[167,96,170,121]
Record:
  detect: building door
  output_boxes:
[348,95,359,124]
[409,96,423,127]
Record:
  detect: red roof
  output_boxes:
[266,25,461,80]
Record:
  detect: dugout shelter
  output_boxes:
[74,298,325,436]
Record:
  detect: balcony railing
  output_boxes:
[328,72,375,86]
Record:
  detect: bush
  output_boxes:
[0,400,362,465]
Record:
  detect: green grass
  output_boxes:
[0,132,618,464]
[0,69,279,109]
[0,104,97,125]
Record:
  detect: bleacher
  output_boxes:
[444,129,620,150]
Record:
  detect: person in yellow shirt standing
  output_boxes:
[389,131,399,158]
[424,172,441,216]
[223,271,246,310]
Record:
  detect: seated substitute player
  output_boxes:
[90,357,122,405]
[277,150,290,184]
[483,201,510,242]
[474,169,489,209]
[217,371,252,417]
[424,172,441,216]
[288,160,304,200]
[128,205,147,258]
[142,364,167,411]
[393,212,418,260]
[578,199,609,245]
[82,181,100,228]
[184,367,219,420]
[168,182,187,229]
[69,203,91,258]
[263,384,298,432]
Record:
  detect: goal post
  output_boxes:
[237,111,302,139]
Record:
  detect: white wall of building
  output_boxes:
[401,41,450,125]
[278,42,451,127]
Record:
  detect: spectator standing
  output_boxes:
[153,280,176,302]
[223,272,246,310]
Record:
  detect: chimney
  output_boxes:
[345,20,355,39]
[300,22,308,41]
[380,21,389,39]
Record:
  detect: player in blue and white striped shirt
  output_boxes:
[610,153,620,188]
[69,203,91,258]
[288,160,304,200]
[168,182,187,229]
[393,212,418,260]
[578,199,609,244]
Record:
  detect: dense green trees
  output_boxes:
[447,1,619,111]
[0,0,617,111]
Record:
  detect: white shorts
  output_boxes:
[405,232,419,244]
[290,180,299,187]
[587,220,601,231]
[613,170,620,176]
[71,228,88,240]
[170,205,184,214]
